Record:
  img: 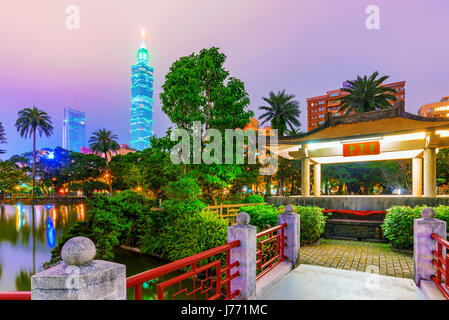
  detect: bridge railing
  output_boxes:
[256,223,286,280]
[204,203,266,223]
[126,241,241,300]
[0,207,299,300]
[431,233,449,299]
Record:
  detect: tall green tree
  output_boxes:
[0,121,6,154]
[88,129,120,195]
[340,71,397,114]
[160,47,254,204]
[160,47,252,131]
[15,107,54,199]
[259,90,301,136]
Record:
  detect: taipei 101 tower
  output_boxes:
[130,29,154,150]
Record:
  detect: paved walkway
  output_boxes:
[300,239,414,278]
[258,264,424,300]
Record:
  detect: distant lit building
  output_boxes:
[418,96,449,118]
[130,30,154,151]
[63,108,86,152]
[307,81,406,131]
[117,144,137,156]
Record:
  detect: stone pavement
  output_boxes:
[258,264,424,300]
[300,239,414,278]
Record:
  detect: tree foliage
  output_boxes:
[0,121,6,154]
[160,47,253,131]
[340,71,397,114]
[259,90,301,136]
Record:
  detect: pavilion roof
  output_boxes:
[279,104,449,145]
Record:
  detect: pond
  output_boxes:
[0,203,202,300]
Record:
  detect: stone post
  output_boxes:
[414,208,446,285]
[31,237,126,300]
[277,205,301,267]
[228,212,257,300]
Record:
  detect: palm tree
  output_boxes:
[259,90,301,136]
[15,107,54,199]
[88,129,120,196]
[286,128,302,136]
[339,71,397,115]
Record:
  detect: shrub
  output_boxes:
[294,206,327,244]
[162,177,206,217]
[244,194,265,204]
[434,205,449,229]
[141,211,228,263]
[243,205,279,232]
[47,191,153,265]
[382,205,449,250]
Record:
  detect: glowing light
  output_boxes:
[381,132,426,142]
[312,149,424,164]
[308,141,340,150]
[436,130,449,137]
[141,29,145,38]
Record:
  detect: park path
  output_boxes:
[299,239,414,278]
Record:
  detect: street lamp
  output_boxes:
[52,177,57,201]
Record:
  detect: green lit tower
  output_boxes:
[130,30,153,150]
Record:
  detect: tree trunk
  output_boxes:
[107,151,112,197]
[32,129,36,200]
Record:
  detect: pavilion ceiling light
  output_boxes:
[312,149,424,164]
[436,130,449,137]
[308,141,340,150]
[382,132,426,142]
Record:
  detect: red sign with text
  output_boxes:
[343,141,380,157]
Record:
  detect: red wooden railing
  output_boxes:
[256,223,286,280]
[126,240,241,300]
[431,233,449,300]
[0,291,31,300]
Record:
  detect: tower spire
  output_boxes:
[140,29,146,49]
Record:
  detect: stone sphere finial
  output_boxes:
[236,212,250,225]
[421,208,436,219]
[61,237,96,266]
[284,205,294,215]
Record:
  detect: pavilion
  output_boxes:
[270,103,449,198]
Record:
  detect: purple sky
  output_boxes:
[1,0,448,159]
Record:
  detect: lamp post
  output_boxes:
[52,177,57,201]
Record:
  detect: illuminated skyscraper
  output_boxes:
[62,107,86,152]
[130,30,153,150]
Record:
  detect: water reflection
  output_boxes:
[0,203,86,291]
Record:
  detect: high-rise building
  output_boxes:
[306,81,406,131]
[62,107,86,152]
[130,30,154,150]
[418,96,449,118]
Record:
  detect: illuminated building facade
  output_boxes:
[307,81,406,131]
[130,31,153,150]
[418,96,449,118]
[62,108,86,152]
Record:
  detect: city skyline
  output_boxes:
[1,0,449,159]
